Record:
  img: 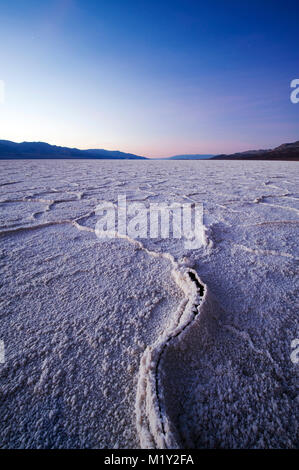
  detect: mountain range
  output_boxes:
[0,139,298,161]
[212,141,299,161]
[0,140,147,160]
[166,154,214,160]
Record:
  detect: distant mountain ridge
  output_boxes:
[0,139,298,161]
[0,140,147,160]
[166,154,214,160]
[212,141,299,161]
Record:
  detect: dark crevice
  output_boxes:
[154,269,205,444]
[188,271,205,296]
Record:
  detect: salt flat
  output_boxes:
[0,159,298,448]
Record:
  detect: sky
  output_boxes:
[0,0,298,158]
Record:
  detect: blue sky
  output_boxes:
[0,0,298,157]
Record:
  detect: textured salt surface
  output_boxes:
[0,160,298,448]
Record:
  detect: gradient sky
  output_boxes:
[0,0,298,157]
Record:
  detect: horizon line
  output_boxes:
[0,137,288,159]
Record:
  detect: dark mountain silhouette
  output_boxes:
[1,139,298,161]
[212,141,299,161]
[0,140,147,160]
